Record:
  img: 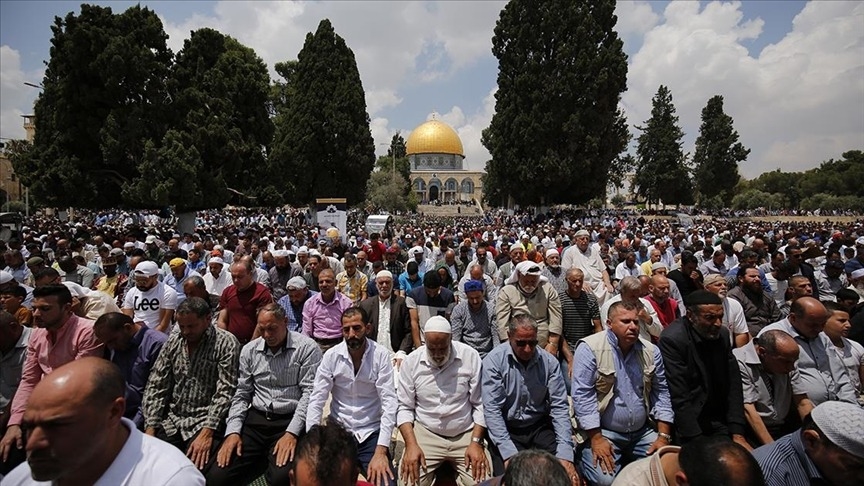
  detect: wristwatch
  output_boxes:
[657,432,672,442]
[471,437,485,447]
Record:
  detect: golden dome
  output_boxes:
[406,118,464,157]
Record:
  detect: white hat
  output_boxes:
[145,235,158,245]
[272,250,289,258]
[545,249,559,258]
[133,261,159,277]
[409,246,425,256]
[810,401,864,459]
[424,316,451,334]
[286,276,308,290]
[123,242,135,249]
[851,268,864,280]
[0,271,13,285]
[506,260,545,285]
[209,257,225,266]
[856,236,864,246]
[62,281,91,298]
[297,246,309,255]
[376,270,394,281]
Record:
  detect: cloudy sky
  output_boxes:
[1,1,862,179]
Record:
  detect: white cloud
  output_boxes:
[0,45,40,142]
[623,0,864,178]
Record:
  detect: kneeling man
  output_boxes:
[397,316,488,485]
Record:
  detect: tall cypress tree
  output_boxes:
[633,85,693,206]
[692,95,750,206]
[271,19,375,205]
[481,0,629,206]
[15,5,172,207]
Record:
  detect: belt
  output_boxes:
[314,336,343,345]
[249,407,293,422]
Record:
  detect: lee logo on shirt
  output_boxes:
[133,296,161,311]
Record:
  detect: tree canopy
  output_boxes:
[482,0,629,206]
[13,4,172,208]
[692,95,749,206]
[270,19,375,206]
[10,6,273,210]
[633,85,693,206]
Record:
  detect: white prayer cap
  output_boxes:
[273,249,288,258]
[62,282,91,298]
[810,401,864,459]
[209,257,225,266]
[0,271,13,285]
[376,270,394,281]
[545,249,559,258]
[297,246,309,255]
[851,268,864,279]
[424,316,451,334]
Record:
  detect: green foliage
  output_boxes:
[15,4,172,207]
[123,28,274,210]
[797,150,864,198]
[747,169,802,207]
[482,0,629,206]
[698,194,726,211]
[377,132,410,182]
[610,194,626,208]
[799,193,864,212]
[387,132,407,159]
[633,85,693,206]
[731,189,785,210]
[692,95,749,206]
[365,171,416,212]
[271,19,375,206]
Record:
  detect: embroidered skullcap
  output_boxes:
[810,401,864,459]
[650,262,668,272]
[464,279,484,293]
[375,270,393,281]
[286,276,308,291]
[703,274,726,286]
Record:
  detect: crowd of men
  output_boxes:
[0,207,862,486]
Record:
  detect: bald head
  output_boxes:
[31,357,125,408]
[788,296,828,339]
[649,275,671,302]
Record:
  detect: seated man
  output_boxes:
[0,311,30,432]
[0,284,102,474]
[2,358,205,486]
[397,316,489,485]
[754,401,864,486]
[658,290,749,448]
[757,297,857,406]
[305,307,398,486]
[122,260,178,334]
[142,297,241,470]
[93,312,167,429]
[481,314,578,481]
[358,270,413,364]
[572,301,674,485]
[615,436,765,486]
[302,268,353,353]
[208,303,322,485]
[733,330,813,446]
[450,279,497,358]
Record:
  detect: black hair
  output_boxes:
[32,284,73,306]
[94,312,134,332]
[295,418,359,483]
[679,437,765,486]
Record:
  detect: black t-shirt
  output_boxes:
[668,269,700,297]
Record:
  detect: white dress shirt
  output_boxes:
[305,339,397,446]
[396,341,485,437]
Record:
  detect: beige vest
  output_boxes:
[579,332,656,415]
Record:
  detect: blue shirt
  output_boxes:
[753,430,822,486]
[277,290,318,333]
[398,272,424,294]
[108,325,167,428]
[481,342,573,462]
[571,331,674,433]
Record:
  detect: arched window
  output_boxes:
[414,178,426,191]
[461,178,474,194]
[445,178,457,192]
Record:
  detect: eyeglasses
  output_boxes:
[514,339,538,348]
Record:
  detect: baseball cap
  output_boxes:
[133,261,159,277]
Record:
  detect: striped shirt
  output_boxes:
[225,332,322,436]
[753,431,822,486]
[449,300,496,358]
[560,290,600,353]
[143,326,241,440]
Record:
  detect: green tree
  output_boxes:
[365,171,417,212]
[482,0,629,206]
[13,5,172,207]
[692,95,749,206]
[633,85,693,206]
[123,28,274,210]
[375,132,410,182]
[271,19,375,205]
[748,170,803,207]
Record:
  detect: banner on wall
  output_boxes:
[315,198,347,243]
